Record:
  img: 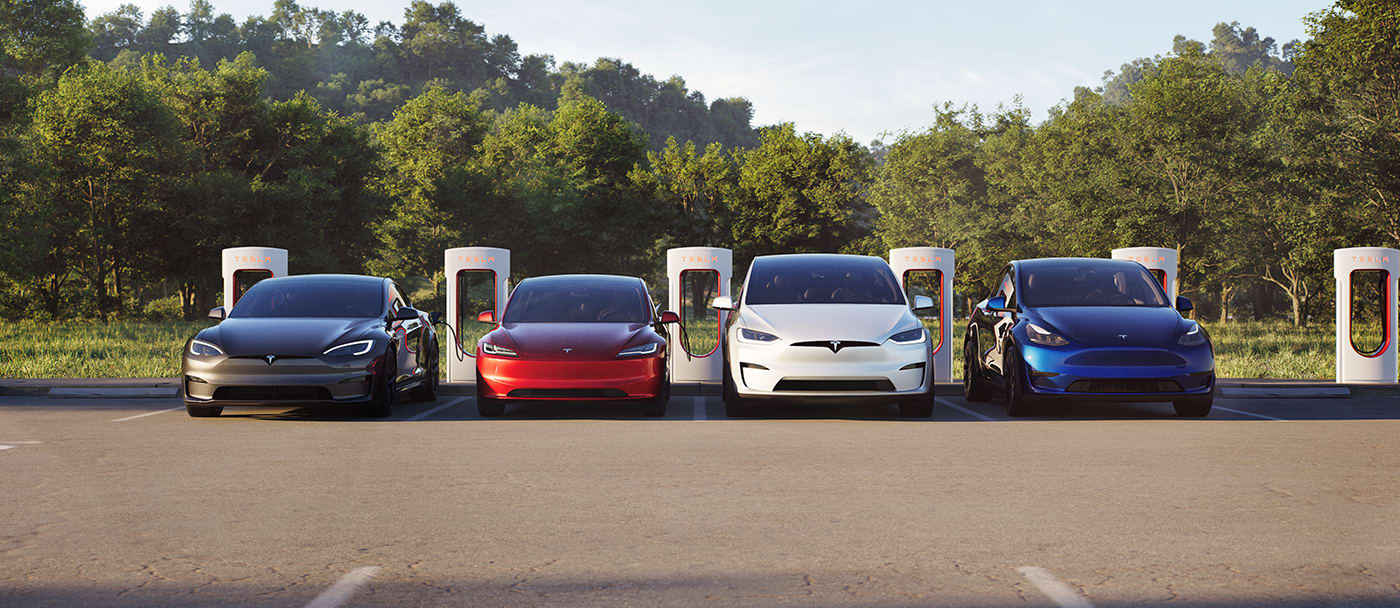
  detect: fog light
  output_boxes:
[900,362,926,371]
[185,375,207,384]
[740,362,769,370]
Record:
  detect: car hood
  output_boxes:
[740,304,915,343]
[200,318,379,357]
[492,322,654,359]
[1031,306,1185,346]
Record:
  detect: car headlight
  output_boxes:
[1178,322,1207,346]
[888,327,926,344]
[323,339,374,356]
[189,339,224,356]
[1026,323,1069,346]
[618,342,660,357]
[738,328,779,343]
[481,341,517,357]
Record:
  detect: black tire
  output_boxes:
[1002,346,1036,418]
[1174,393,1214,417]
[644,379,670,417]
[411,347,439,402]
[185,404,222,417]
[963,336,994,402]
[722,356,755,418]
[899,396,934,418]
[363,352,396,418]
[476,368,505,417]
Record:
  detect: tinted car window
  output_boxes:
[1021,263,1169,307]
[745,257,905,305]
[230,279,385,318]
[503,279,650,323]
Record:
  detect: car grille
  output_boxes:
[772,379,896,392]
[1066,379,1183,393]
[213,386,332,401]
[507,388,628,399]
[1063,351,1187,366]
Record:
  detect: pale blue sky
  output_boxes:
[80,0,1329,143]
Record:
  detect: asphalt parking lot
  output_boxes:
[2,390,1398,607]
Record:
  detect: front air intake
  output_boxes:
[773,379,896,392]
[507,388,628,399]
[1066,379,1182,393]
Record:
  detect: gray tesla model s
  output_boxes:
[181,274,441,418]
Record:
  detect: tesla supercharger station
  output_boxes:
[445,247,510,383]
[221,246,287,310]
[1334,247,1398,384]
[667,247,732,383]
[1112,247,1179,300]
[890,247,955,383]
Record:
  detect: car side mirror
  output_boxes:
[392,306,421,321]
[1176,296,1193,314]
[912,295,934,310]
[428,311,442,325]
[711,296,734,310]
[208,306,225,320]
[476,310,495,324]
[658,311,680,324]
[987,296,1014,313]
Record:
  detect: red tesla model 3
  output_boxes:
[474,274,679,417]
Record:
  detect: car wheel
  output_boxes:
[185,404,222,417]
[476,368,505,417]
[1174,393,1213,417]
[363,352,396,418]
[411,348,439,402]
[963,337,994,402]
[898,396,933,418]
[644,378,670,417]
[1002,347,1036,418]
[722,355,754,418]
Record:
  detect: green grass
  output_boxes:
[0,319,1386,381]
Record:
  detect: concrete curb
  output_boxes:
[4,378,1399,398]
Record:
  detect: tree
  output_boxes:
[0,0,90,78]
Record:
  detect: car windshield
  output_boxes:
[502,278,650,323]
[229,279,384,318]
[1021,263,1169,307]
[745,256,905,305]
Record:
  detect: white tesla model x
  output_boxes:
[714,253,935,417]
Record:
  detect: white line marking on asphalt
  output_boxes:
[1017,566,1095,608]
[0,445,13,451]
[304,566,381,608]
[693,396,706,421]
[111,407,182,422]
[1214,406,1287,421]
[0,441,42,444]
[404,396,468,421]
[934,397,998,421]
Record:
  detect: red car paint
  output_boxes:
[476,314,670,400]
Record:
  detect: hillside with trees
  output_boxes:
[0,0,1396,328]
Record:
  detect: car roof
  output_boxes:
[517,274,644,287]
[1013,257,1147,271]
[751,253,886,263]
[254,274,386,286]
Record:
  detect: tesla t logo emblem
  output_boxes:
[1118,334,1128,340]
[562,347,572,353]
[828,341,843,353]
[264,355,277,365]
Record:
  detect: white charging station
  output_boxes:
[1334,247,1398,384]
[667,247,732,383]
[221,246,287,310]
[445,247,510,383]
[1112,247,1179,300]
[889,247,955,383]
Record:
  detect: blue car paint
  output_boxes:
[970,258,1215,401]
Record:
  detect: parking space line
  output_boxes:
[111,407,182,423]
[304,566,380,608]
[934,397,998,421]
[1214,406,1287,421]
[1017,566,1095,608]
[693,396,706,421]
[404,396,469,421]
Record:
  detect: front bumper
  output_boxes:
[477,354,666,400]
[731,337,931,400]
[182,353,385,405]
[1017,343,1215,402]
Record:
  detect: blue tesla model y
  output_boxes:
[962,258,1215,417]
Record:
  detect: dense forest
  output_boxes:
[0,0,1396,327]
